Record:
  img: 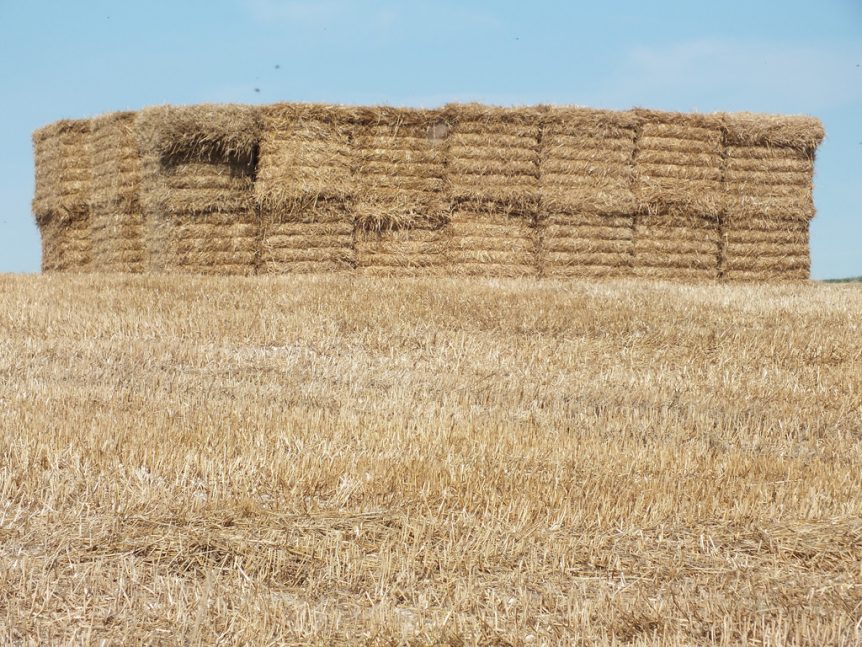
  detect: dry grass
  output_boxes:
[1,274,860,645]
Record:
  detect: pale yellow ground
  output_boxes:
[0,274,860,645]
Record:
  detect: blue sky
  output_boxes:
[1,0,859,278]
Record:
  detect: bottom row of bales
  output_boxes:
[37,204,810,280]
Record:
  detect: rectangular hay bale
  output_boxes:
[540,108,637,216]
[634,110,724,216]
[255,104,354,210]
[260,200,354,274]
[446,202,537,277]
[445,104,541,208]
[539,213,633,278]
[633,213,720,280]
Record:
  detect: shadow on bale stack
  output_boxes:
[137,105,261,275]
[32,119,93,272]
[255,104,355,274]
[445,104,541,277]
[633,110,724,280]
[721,114,824,281]
[89,112,145,273]
[539,108,638,278]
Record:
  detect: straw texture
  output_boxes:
[447,201,537,277]
[352,107,449,229]
[539,213,633,278]
[356,217,447,277]
[540,108,637,216]
[260,199,354,274]
[33,102,825,282]
[446,104,541,208]
[634,213,720,280]
[32,119,93,272]
[89,112,145,273]
[137,105,259,276]
[255,104,354,208]
[634,109,724,216]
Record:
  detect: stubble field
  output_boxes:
[0,274,860,645]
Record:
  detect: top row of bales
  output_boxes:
[32,102,825,280]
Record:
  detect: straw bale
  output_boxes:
[355,218,447,276]
[32,118,92,219]
[352,107,448,225]
[446,201,537,277]
[633,213,720,279]
[89,112,145,272]
[147,211,258,275]
[724,144,816,221]
[633,109,724,216]
[261,200,354,274]
[38,211,92,273]
[723,112,825,150]
[721,214,811,280]
[90,210,146,273]
[137,104,261,161]
[722,268,809,282]
[540,108,637,215]
[539,212,633,278]
[445,104,541,207]
[255,104,355,209]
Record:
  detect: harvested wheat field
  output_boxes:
[1,274,861,645]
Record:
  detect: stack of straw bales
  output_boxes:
[539,108,637,278]
[32,102,825,282]
[633,110,724,279]
[137,105,261,275]
[32,119,93,272]
[722,114,823,281]
[446,105,540,277]
[255,104,354,273]
[89,112,145,272]
[353,107,448,276]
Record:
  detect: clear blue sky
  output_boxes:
[1,0,859,278]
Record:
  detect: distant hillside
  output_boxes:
[824,276,862,283]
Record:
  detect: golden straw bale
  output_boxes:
[148,212,258,275]
[137,104,261,161]
[260,199,354,274]
[32,119,92,218]
[721,213,811,281]
[633,109,724,216]
[722,113,823,223]
[352,106,449,225]
[255,104,355,209]
[540,108,637,215]
[445,104,542,208]
[38,211,92,273]
[724,145,816,222]
[723,112,825,150]
[446,201,537,277]
[722,268,809,282]
[355,217,447,276]
[539,212,633,278]
[633,213,720,279]
[89,112,145,273]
